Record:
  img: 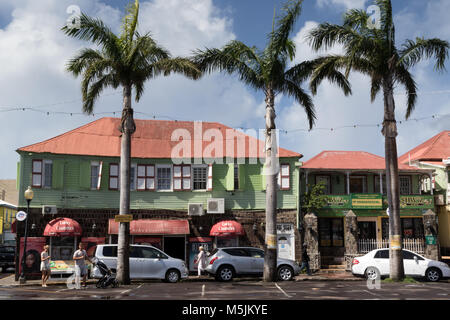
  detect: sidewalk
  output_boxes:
[0,271,362,287]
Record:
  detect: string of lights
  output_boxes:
[0,89,449,135]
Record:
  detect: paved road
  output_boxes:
[0,279,449,300]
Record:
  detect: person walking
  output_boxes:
[300,243,312,276]
[40,245,51,287]
[73,243,92,289]
[196,246,207,278]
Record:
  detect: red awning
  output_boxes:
[210,220,245,237]
[44,218,82,236]
[108,219,189,235]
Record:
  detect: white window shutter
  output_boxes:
[97,161,103,190]
[207,164,213,191]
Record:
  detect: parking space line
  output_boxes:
[275,283,292,298]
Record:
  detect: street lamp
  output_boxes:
[19,186,34,284]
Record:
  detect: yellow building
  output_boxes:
[0,201,17,245]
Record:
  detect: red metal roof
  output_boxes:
[17,117,301,159]
[302,151,423,171]
[108,219,189,235]
[399,131,450,166]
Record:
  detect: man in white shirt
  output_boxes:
[73,243,92,288]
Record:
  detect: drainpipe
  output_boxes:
[346,171,350,195]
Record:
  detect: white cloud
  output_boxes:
[316,0,368,10]
[0,0,255,179]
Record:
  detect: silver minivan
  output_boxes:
[92,244,188,283]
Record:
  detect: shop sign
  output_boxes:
[425,235,436,245]
[16,211,27,221]
[399,196,434,209]
[351,194,383,209]
[114,214,133,223]
[321,195,351,208]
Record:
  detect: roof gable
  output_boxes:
[302,150,421,171]
[17,117,302,159]
[399,131,450,165]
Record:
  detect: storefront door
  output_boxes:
[319,218,344,258]
[163,236,185,261]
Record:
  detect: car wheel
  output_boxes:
[425,268,441,282]
[165,269,181,283]
[216,266,234,282]
[278,266,294,281]
[365,267,380,280]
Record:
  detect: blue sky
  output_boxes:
[0,0,449,179]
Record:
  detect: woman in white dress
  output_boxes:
[196,246,207,277]
[40,245,51,287]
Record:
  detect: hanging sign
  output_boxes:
[114,214,133,223]
[16,211,27,222]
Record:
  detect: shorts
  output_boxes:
[75,265,87,276]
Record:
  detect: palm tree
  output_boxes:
[308,0,449,281]
[63,0,200,284]
[193,0,351,282]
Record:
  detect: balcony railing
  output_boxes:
[357,238,425,254]
[319,194,434,210]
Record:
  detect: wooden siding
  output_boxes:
[17,153,299,211]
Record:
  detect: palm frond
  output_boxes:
[121,0,140,45]
[66,48,104,77]
[394,65,417,119]
[398,37,450,71]
[281,79,316,129]
[62,13,122,61]
[268,0,303,59]
[192,43,263,89]
[307,56,352,96]
[370,74,383,102]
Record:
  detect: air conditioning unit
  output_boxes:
[188,203,204,216]
[434,194,444,206]
[42,205,57,215]
[207,198,225,214]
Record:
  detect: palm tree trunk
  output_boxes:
[263,85,278,282]
[116,84,136,285]
[382,75,404,281]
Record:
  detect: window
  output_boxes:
[193,165,207,190]
[140,247,168,259]
[102,246,118,257]
[248,249,264,258]
[157,166,172,190]
[223,248,249,257]
[32,160,42,187]
[137,164,155,191]
[279,164,290,190]
[374,175,387,194]
[130,163,136,191]
[349,176,366,193]
[109,163,119,190]
[374,250,389,259]
[234,164,239,190]
[90,161,103,190]
[316,175,331,194]
[381,218,424,239]
[399,176,411,195]
[43,160,53,188]
[32,159,52,188]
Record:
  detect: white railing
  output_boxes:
[357,238,425,254]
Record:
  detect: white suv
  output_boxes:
[92,244,188,283]
[352,248,450,282]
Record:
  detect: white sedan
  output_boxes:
[352,249,450,282]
